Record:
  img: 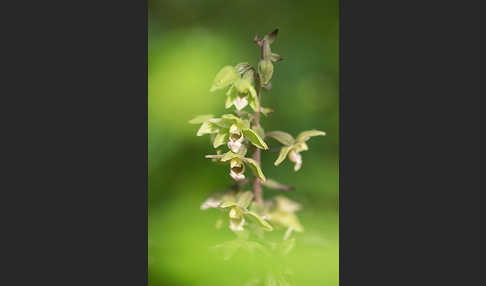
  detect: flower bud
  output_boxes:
[258,59,274,85]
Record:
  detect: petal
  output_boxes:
[233,96,248,110]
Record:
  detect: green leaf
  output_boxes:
[236,191,254,209]
[266,131,295,146]
[296,130,326,142]
[236,119,250,130]
[274,146,292,166]
[243,158,266,182]
[213,131,228,148]
[197,121,220,136]
[189,114,214,124]
[253,125,265,139]
[248,94,260,112]
[245,211,273,231]
[210,66,239,92]
[225,86,237,109]
[243,129,268,150]
[221,114,240,121]
[209,118,233,128]
[220,201,239,208]
[221,151,243,162]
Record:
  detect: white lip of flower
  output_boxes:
[227,134,244,153]
[233,96,248,110]
[288,150,303,171]
[230,159,246,181]
[230,169,245,180]
[229,217,245,232]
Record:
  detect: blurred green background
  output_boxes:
[148,0,338,285]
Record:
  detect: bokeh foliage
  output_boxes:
[149,0,338,285]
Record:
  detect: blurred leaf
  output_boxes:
[296,129,326,142]
[210,66,239,92]
[236,191,254,209]
[274,146,292,166]
[243,129,268,150]
[220,201,239,208]
[245,211,273,231]
[279,238,296,255]
[210,240,243,261]
[266,131,295,146]
[188,114,213,124]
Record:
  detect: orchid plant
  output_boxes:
[190,29,325,286]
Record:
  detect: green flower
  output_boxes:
[210,65,260,112]
[266,130,326,171]
[189,114,268,152]
[201,191,273,232]
[264,195,304,232]
[205,151,266,182]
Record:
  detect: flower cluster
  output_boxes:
[190,29,326,271]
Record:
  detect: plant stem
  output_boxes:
[252,84,263,205]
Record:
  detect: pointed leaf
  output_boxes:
[266,131,295,146]
[243,158,266,182]
[245,211,273,231]
[225,86,237,108]
[189,114,214,124]
[210,66,239,92]
[220,201,239,208]
[213,131,228,148]
[197,121,220,136]
[236,191,254,209]
[274,146,292,166]
[221,151,243,162]
[296,130,326,142]
[243,129,268,150]
[248,95,260,112]
[221,114,240,121]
